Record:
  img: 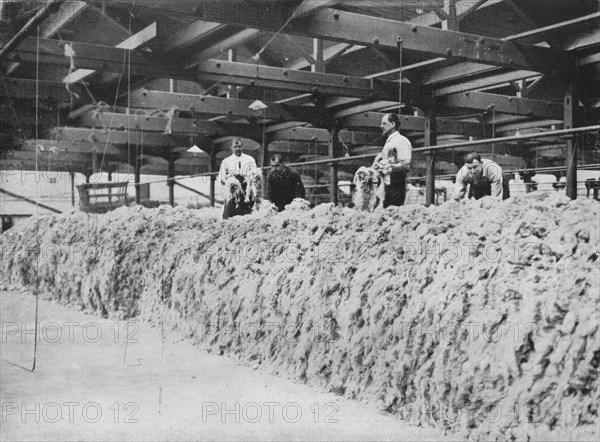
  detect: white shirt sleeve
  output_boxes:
[395,136,412,169]
[485,162,503,199]
[219,157,228,185]
[452,167,468,200]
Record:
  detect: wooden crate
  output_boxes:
[77,182,129,213]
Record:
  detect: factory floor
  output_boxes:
[1,289,456,441]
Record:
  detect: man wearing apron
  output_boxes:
[373,113,412,207]
[219,137,258,219]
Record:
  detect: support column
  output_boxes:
[134,150,141,205]
[257,133,269,197]
[312,38,325,73]
[209,147,216,207]
[167,155,175,206]
[424,109,437,206]
[227,49,239,99]
[329,127,339,206]
[70,171,75,206]
[444,0,458,31]
[564,82,578,199]
[91,147,99,177]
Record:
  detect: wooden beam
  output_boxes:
[187,28,261,66]
[49,126,181,147]
[0,78,81,101]
[417,13,599,88]
[195,59,400,100]
[508,11,600,45]
[284,42,358,70]
[160,21,223,52]
[339,112,485,138]
[433,70,541,95]
[63,22,158,84]
[196,6,569,73]
[20,139,121,155]
[128,90,329,126]
[2,149,128,166]
[5,1,88,75]
[77,111,261,140]
[99,1,566,73]
[10,36,184,80]
[269,127,375,145]
[439,91,564,119]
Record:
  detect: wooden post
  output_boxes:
[329,127,339,206]
[167,155,175,206]
[134,150,141,205]
[70,171,75,206]
[312,38,325,73]
[424,108,437,206]
[564,82,577,199]
[227,49,239,99]
[209,147,216,207]
[445,0,458,31]
[91,147,99,176]
[257,132,269,196]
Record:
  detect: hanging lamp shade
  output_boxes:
[187,145,205,154]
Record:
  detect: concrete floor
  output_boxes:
[1,289,457,441]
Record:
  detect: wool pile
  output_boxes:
[1,194,598,441]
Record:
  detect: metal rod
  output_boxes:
[125,126,600,184]
[0,187,62,213]
[167,156,175,206]
[428,163,600,181]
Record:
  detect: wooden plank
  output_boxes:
[11,36,184,80]
[49,126,181,147]
[439,91,564,119]
[195,59,398,100]
[78,111,262,140]
[128,90,329,125]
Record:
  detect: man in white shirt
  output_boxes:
[219,137,258,219]
[219,137,257,185]
[373,113,412,207]
[452,152,506,201]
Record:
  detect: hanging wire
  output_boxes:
[31,23,41,372]
[398,38,403,118]
[127,14,132,180]
[492,105,496,160]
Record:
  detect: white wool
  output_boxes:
[224,176,244,208]
[353,166,384,212]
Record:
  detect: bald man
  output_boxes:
[373,113,412,207]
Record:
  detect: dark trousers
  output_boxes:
[222,176,252,219]
[468,178,510,200]
[222,199,252,219]
[383,169,406,208]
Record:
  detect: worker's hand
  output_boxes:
[372,153,384,166]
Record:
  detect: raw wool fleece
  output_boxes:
[1,194,598,441]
